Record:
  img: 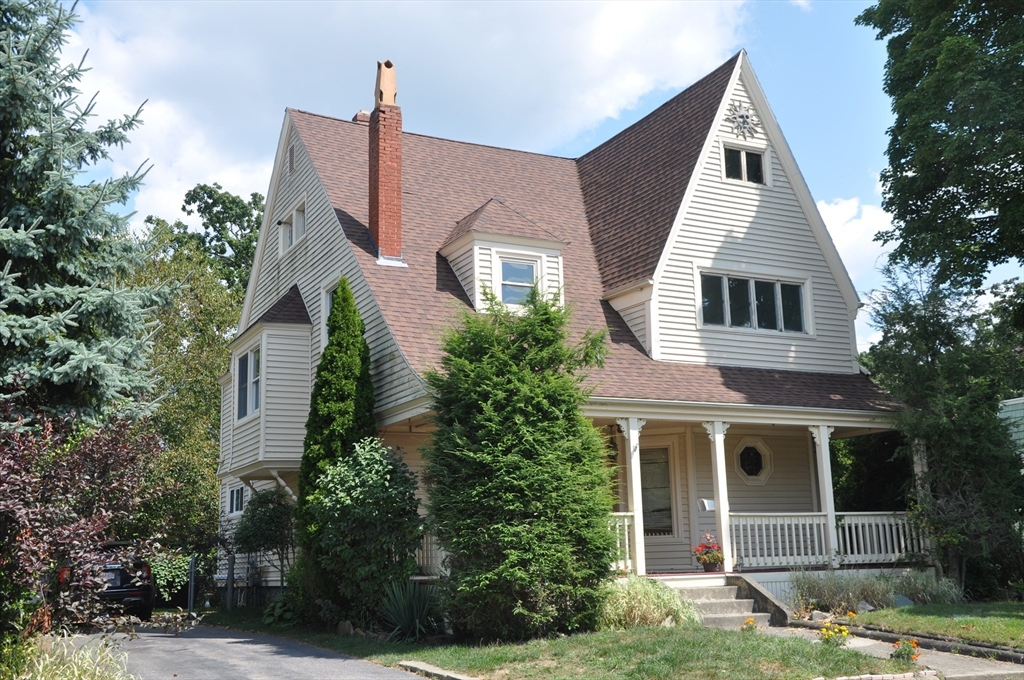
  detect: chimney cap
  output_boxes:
[375,59,397,108]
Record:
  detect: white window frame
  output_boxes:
[636,435,683,540]
[733,436,774,486]
[493,250,543,307]
[697,268,810,336]
[228,485,246,515]
[278,196,307,255]
[321,276,340,351]
[236,343,262,421]
[719,139,773,189]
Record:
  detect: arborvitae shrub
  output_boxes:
[305,438,421,626]
[425,288,615,641]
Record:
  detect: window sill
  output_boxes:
[699,324,812,339]
[235,410,260,426]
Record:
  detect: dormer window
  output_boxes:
[700,273,804,333]
[500,258,537,305]
[724,147,764,184]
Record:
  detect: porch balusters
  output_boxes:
[702,421,733,572]
[617,417,647,576]
[810,425,839,568]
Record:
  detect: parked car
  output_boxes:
[58,542,155,621]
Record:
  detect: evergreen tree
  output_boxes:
[0,1,169,420]
[299,277,376,502]
[425,288,615,641]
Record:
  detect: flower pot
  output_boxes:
[703,562,723,572]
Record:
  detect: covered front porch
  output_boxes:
[594,407,927,577]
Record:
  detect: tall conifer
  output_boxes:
[0,1,169,420]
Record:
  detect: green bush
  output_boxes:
[791,569,963,613]
[306,438,421,626]
[380,580,442,641]
[233,488,295,586]
[150,552,191,602]
[599,575,701,630]
[425,288,616,641]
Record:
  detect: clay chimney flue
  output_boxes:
[369,59,403,265]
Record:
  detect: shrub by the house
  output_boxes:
[305,437,421,626]
[425,288,616,641]
[233,488,295,587]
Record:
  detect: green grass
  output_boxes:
[852,602,1024,649]
[204,608,913,680]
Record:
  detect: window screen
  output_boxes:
[781,283,804,332]
[754,280,778,330]
[728,277,751,328]
[701,274,725,325]
[640,448,672,535]
[724,148,743,180]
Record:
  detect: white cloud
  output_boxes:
[789,0,813,11]
[64,1,748,230]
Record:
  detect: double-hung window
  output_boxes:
[724,147,765,185]
[236,346,261,419]
[280,203,306,252]
[229,486,245,515]
[500,258,537,306]
[701,274,804,333]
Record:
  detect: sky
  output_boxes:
[70,0,925,350]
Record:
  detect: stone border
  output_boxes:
[398,660,479,680]
[790,619,1024,665]
[810,672,937,680]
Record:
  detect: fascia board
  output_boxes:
[239,112,294,332]
[602,278,655,301]
[584,395,897,429]
[737,54,861,315]
[441,230,566,258]
[376,395,432,427]
[605,283,653,311]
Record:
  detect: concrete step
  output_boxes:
[701,612,771,630]
[694,598,755,616]
[674,585,738,601]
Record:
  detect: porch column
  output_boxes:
[702,421,733,572]
[617,417,646,576]
[810,425,838,567]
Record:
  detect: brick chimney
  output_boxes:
[369,59,404,265]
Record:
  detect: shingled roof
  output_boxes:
[441,198,564,251]
[250,284,310,330]
[287,53,898,415]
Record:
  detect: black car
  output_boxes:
[96,554,155,621]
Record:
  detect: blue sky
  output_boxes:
[73,1,914,349]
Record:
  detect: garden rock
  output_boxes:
[661,616,674,628]
[893,595,914,608]
[856,601,875,613]
[337,620,354,636]
[811,610,830,621]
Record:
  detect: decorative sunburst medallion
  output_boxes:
[726,101,760,139]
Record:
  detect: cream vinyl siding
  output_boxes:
[447,245,476,306]
[380,432,430,507]
[232,410,261,470]
[262,328,311,466]
[218,380,233,475]
[654,75,857,373]
[619,302,648,350]
[477,246,493,297]
[544,254,562,301]
[245,120,425,415]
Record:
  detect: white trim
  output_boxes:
[228,484,246,516]
[693,267,813,337]
[321,275,341,351]
[438,230,565,259]
[234,339,263,423]
[636,436,682,540]
[732,436,774,485]
[277,193,308,256]
[718,139,773,190]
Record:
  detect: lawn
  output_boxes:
[851,602,1024,649]
[203,608,912,680]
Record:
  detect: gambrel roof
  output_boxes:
[263,52,897,415]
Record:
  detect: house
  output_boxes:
[218,53,925,599]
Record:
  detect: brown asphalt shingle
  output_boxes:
[441,198,564,251]
[287,53,898,416]
[249,284,311,332]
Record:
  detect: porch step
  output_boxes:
[700,612,772,630]
[678,586,738,601]
[694,598,755,617]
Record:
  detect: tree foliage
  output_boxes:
[299,277,376,502]
[830,431,911,513]
[305,438,421,626]
[865,265,1024,590]
[857,0,1024,287]
[0,405,162,642]
[0,0,170,421]
[425,288,615,641]
[233,489,295,588]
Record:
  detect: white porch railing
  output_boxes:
[836,512,929,564]
[730,512,830,568]
[610,512,634,573]
[414,531,447,577]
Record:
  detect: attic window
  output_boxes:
[701,274,804,333]
[724,147,764,184]
[280,201,306,253]
[500,258,537,306]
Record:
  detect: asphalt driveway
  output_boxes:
[108,625,418,680]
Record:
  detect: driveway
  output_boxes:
[110,626,419,680]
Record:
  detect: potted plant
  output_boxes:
[692,531,724,572]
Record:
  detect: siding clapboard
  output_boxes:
[619,302,648,350]
[448,245,476,307]
[654,74,857,373]
[262,330,311,465]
